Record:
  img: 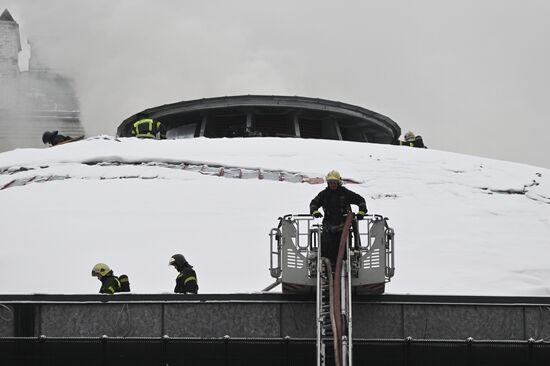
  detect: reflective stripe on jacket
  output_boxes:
[175,267,198,294]
[100,275,121,294]
[132,118,157,139]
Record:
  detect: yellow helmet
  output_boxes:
[326,170,342,183]
[91,263,111,277]
[404,131,415,142]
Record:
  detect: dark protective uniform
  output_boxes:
[118,275,131,292]
[414,136,427,148]
[175,266,199,294]
[131,118,167,139]
[99,272,122,294]
[42,131,73,146]
[310,186,367,265]
[396,136,426,148]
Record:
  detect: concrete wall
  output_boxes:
[526,306,550,341]
[0,304,15,337]
[34,303,309,338]
[39,304,162,337]
[3,300,550,340]
[352,304,526,339]
[164,303,280,337]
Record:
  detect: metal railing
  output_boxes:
[2,337,549,366]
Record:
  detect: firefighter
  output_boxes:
[413,135,427,148]
[169,254,198,294]
[131,116,167,139]
[42,130,73,146]
[396,131,426,148]
[91,263,130,294]
[310,170,367,267]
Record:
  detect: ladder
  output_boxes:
[316,213,354,366]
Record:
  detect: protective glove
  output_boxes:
[312,210,323,218]
[356,211,366,220]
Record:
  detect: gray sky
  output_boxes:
[4,0,550,168]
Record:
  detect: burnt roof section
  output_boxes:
[0,9,15,22]
[118,95,401,139]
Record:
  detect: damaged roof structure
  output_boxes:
[118,95,401,144]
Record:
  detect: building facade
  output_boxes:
[0,9,20,79]
[0,9,84,153]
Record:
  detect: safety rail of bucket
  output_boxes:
[349,214,395,295]
[267,214,320,293]
[265,213,395,295]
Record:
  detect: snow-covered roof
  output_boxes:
[0,136,548,295]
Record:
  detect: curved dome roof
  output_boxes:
[118,95,400,143]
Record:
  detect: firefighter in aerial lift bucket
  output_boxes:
[169,254,199,294]
[310,170,367,268]
[91,263,131,294]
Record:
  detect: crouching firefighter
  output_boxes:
[42,130,74,146]
[310,170,368,267]
[91,263,131,294]
[169,254,198,294]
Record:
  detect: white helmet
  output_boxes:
[91,263,111,277]
[404,131,415,142]
[326,170,342,184]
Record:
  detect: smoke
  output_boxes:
[4,1,316,135]
[2,0,550,167]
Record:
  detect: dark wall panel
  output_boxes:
[40,304,162,337]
